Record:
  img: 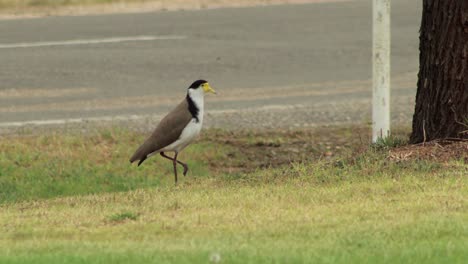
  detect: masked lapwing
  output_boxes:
[129,80,216,184]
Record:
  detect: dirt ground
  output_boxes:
[201,126,381,173]
[204,127,365,173]
[390,140,468,164]
[200,127,467,174]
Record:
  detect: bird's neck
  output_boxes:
[186,92,204,123]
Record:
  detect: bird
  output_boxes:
[129,80,216,184]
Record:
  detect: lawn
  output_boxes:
[0,127,466,263]
[0,0,305,16]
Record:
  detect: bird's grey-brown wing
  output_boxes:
[129,99,192,165]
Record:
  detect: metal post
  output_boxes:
[372,0,391,142]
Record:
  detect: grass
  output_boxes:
[0,127,466,263]
[0,0,179,15]
[0,0,291,15]
[108,211,139,222]
[0,128,226,203]
[371,134,407,150]
[0,0,148,9]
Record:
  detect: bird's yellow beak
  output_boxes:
[202,83,216,94]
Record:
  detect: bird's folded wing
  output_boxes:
[130,99,192,162]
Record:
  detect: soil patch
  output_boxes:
[389,140,468,164]
[200,127,466,174]
[201,126,373,173]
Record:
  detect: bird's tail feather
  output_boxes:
[137,157,147,166]
[130,140,153,166]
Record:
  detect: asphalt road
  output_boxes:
[0,0,422,131]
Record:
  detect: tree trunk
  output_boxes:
[410,0,468,143]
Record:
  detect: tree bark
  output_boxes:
[410,0,468,143]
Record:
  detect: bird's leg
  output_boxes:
[173,152,178,184]
[175,159,189,176]
[160,152,189,176]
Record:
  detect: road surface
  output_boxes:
[0,0,421,131]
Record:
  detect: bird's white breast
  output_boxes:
[160,89,205,153]
[161,118,202,153]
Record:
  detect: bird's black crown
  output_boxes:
[189,80,208,89]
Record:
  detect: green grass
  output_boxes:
[371,134,407,150]
[0,128,227,203]
[0,127,466,263]
[108,211,139,222]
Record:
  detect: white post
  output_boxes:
[372,0,391,142]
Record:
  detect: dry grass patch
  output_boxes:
[389,140,468,164]
[0,0,349,18]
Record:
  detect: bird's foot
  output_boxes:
[183,166,189,176]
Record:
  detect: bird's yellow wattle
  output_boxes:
[203,83,216,94]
